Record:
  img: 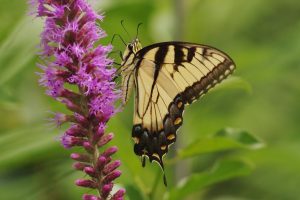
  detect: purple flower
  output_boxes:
[30,0,125,199]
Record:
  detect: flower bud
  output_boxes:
[72,162,90,171]
[82,194,101,200]
[111,189,126,200]
[93,122,106,142]
[103,160,121,175]
[98,133,114,147]
[65,124,87,137]
[61,135,85,149]
[97,156,107,170]
[74,113,88,127]
[83,141,94,153]
[101,146,118,157]
[101,183,113,199]
[70,153,90,162]
[75,179,97,189]
[84,166,96,177]
[103,170,122,184]
[60,98,82,114]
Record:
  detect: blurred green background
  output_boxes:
[1,0,300,199]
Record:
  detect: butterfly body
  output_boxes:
[120,39,235,176]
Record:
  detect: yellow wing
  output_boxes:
[131,42,235,169]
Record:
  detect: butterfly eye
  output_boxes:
[128,44,133,51]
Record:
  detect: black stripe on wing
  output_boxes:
[135,41,234,64]
[134,45,168,118]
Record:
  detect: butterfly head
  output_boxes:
[127,38,142,54]
[121,38,142,66]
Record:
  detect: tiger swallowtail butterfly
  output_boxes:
[119,38,235,186]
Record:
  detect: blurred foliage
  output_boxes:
[0,0,300,199]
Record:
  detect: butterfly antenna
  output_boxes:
[111,34,127,46]
[109,49,123,61]
[121,20,131,40]
[135,22,143,39]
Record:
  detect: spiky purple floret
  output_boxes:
[35,0,119,115]
[38,65,65,97]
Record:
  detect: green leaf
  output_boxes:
[178,128,264,159]
[0,125,65,171]
[165,159,253,200]
[0,17,42,87]
[215,128,264,149]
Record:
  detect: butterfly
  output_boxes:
[119,38,235,185]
